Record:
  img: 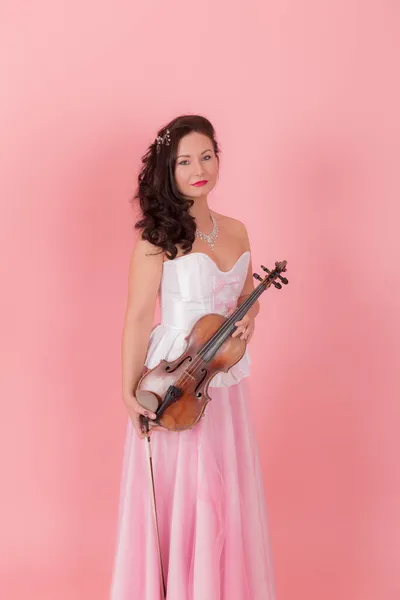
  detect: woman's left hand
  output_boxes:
[231,314,255,343]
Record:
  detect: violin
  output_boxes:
[136,260,288,433]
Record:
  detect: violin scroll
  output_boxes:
[253,260,288,290]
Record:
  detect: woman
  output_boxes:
[110,115,277,599]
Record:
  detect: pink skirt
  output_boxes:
[109,377,277,600]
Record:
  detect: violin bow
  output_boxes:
[143,422,167,598]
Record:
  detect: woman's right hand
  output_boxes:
[124,394,159,439]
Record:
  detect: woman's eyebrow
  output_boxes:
[177,149,213,159]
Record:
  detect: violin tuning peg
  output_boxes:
[261,264,289,285]
[253,272,263,281]
[273,281,282,289]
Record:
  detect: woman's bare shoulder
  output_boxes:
[211,210,249,245]
[132,235,165,260]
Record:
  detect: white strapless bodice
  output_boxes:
[144,251,252,387]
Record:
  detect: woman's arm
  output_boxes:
[121,237,164,435]
[236,221,260,321]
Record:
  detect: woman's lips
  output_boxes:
[192,180,208,187]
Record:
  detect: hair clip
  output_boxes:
[155,129,171,153]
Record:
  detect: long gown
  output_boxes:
[109,251,277,600]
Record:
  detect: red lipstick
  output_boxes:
[192,180,208,187]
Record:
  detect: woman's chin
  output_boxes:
[187,182,216,197]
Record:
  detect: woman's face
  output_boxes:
[174,132,219,198]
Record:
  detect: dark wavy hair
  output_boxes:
[132,114,221,260]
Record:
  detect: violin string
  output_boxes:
[172,283,266,391]
[175,289,260,390]
[176,299,252,387]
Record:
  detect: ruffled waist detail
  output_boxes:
[144,323,251,388]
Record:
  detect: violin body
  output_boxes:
[136,313,246,432]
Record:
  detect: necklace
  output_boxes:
[195,214,219,251]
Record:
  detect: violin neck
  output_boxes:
[229,283,265,326]
[201,282,266,362]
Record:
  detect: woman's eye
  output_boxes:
[178,155,212,166]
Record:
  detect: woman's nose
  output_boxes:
[193,161,204,176]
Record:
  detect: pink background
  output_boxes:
[1,1,399,599]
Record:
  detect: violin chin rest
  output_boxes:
[136,390,159,413]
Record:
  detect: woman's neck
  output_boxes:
[189,196,214,234]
